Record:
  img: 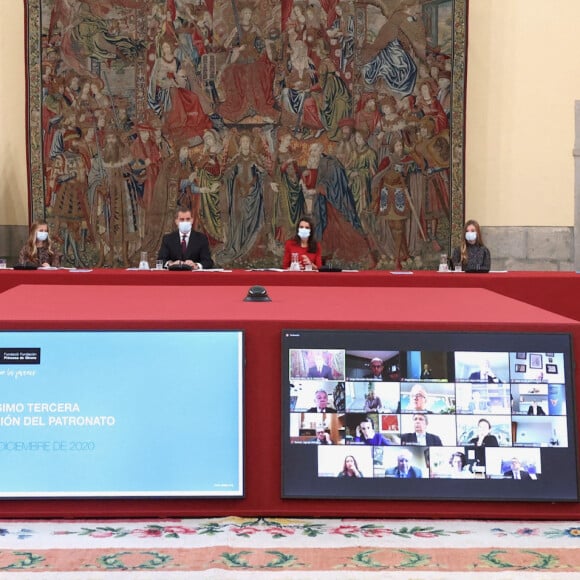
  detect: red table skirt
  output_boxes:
[1,269,579,320]
[0,278,578,519]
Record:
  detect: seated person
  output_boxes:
[308,353,333,379]
[468,391,490,412]
[469,417,499,468]
[353,416,391,445]
[469,418,499,447]
[364,357,385,380]
[385,449,422,478]
[18,221,61,267]
[364,387,382,412]
[282,217,322,270]
[312,426,333,444]
[401,414,442,446]
[420,364,432,379]
[307,389,336,413]
[405,384,433,413]
[448,451,472,478]
[469,359,502,383]
[337,455,363,478]
[157,207,214,269]
[451,219,491,272]
[503,457,531,480]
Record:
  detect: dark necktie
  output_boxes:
[181,235,187,258]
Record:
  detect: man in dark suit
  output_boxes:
[308,365,333,378]
[312,427,333,444]
[385,450,422,478]
[503,457,531,480]
[306,389,336,413]
[307,353,334,379]
[469,360,501,383]
[158,207,214,269]
[400,414,442,446]
[363,357,384,380]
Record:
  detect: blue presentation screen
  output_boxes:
[0,330,244,498]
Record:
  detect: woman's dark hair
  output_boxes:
[361,415,374,429]
[294,216,318,253]
[449,451,466,469]
[478,418,491,430]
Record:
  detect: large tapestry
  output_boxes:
[26,0,467,269]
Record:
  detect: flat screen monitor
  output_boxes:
[282,330,578,502]
[0,330,244,498]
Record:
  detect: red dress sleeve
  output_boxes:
[282,239,322,269]
[313,243,322,269]
[282,240,294,269]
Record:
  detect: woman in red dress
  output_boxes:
[282,216,322,270]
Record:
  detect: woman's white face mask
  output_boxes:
[465,231,477,243]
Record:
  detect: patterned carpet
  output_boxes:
[0,517,579,578]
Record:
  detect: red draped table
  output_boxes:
[0,282,578,519]
[1,269,579,320]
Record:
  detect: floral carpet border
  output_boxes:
[0,518,578,574]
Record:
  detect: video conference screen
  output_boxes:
[282,330,578,502]
[0,330,244,498]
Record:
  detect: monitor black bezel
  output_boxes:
[281,329,578,502]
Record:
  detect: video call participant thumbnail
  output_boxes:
[313,426,333,445]
[448,451,472,478]
[385,449,423,478]
[354,416,391,446]
[469,359,502,383]
[364,357,385,380]
[466,417,500,469]
[364,387,382,412]
[337,455,364,478]
[429,449,473,478]
[307,389,336,413]
[404,384,433,413]
[469,418,499,448]
[307,353,334,379]
[420,363,432,379]
[503,457,531,480]
[454,352,510,384]
[400,414,442,446]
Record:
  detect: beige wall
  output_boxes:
[0,0,27,225]
[465,0,580,226]
[1,0,579,227]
